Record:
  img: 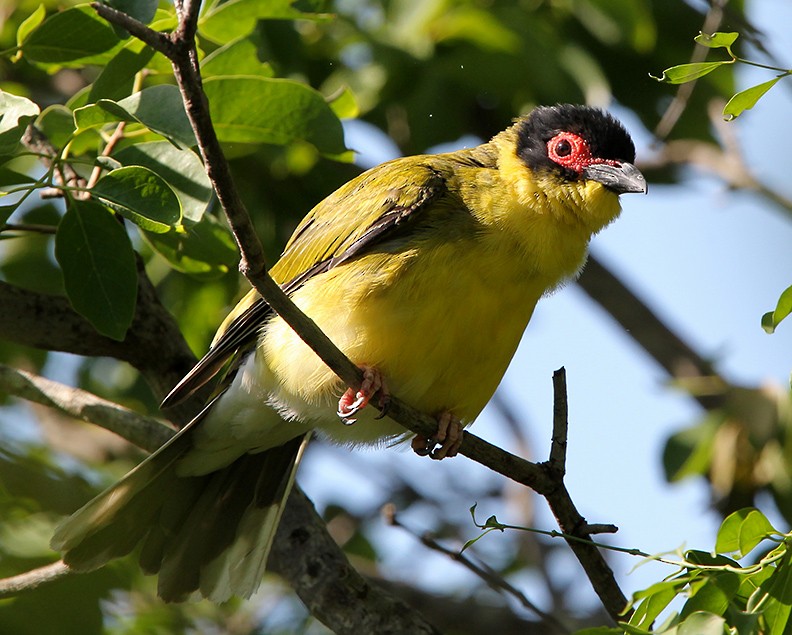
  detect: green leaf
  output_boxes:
[762,285,792,334]
[89,41,157,102]
[203,76,347,154]
[695,32,739,50]
[715,508,777,557]
[201,37,274,78]
[92,166,182,233]
[20,5,121,64]
[144,215,238,276]
[13,3,47,61]
[55,200,137,340]
[663,416,719,482]
[572,629,623,635]
[629,579,685,630]
[756,552,792,635]
[0,203,19,225]
[677,612,727,635]
[107,0,158,26]
[723,77,783,120]
[682,571,740,617]
[199,0,332,44]
[328,86,359,120]
[0,90,40,155]
[74,85,196,148]
[0,167,35,188]
[652,61,730,84]
[113,142,212,222]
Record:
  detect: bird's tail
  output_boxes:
[51,421,308,602]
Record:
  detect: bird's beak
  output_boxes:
[583,162,647,195]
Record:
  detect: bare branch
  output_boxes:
[0,364,173,452]
[91,3,173,56]
[549,368,569,473]
[0,562,72,599]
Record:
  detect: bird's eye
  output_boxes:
[546,132,592,173]
[554,139,572,157]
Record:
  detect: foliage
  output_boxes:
[0,0,786,633]
[653,31,791,121]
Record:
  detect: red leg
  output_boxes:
[337,366,388,423]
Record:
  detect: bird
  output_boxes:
[51,104,646,602]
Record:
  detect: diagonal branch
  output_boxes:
[0,365,441,634]
[89,2,632,622]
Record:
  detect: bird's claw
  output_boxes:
[411,412,464,460]
[337,366,388,424]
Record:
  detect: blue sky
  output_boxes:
[301,0,792,614]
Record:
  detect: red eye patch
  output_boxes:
[546,132,620,173]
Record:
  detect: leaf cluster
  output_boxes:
[654,31,792,121]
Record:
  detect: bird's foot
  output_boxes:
[411,411,464,460]
[337,366,389,424]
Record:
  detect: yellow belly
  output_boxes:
[259,235,558,445]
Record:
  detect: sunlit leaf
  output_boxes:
[723,77,783,120]
[55,199,137,340]
[113,142,212,222]
[201,37,274,78]
[0,90,40,155]
[328,86,359,120]
[762,285,792,334]
[652,61,730,84]
[695,31,739,50]
[74,85,196,148]
[92,166,182,233]
[678,611,727,635]
[681,571,739,617]
[13,3,46,62]
[19,5,121,64]
[715,508,777,557]
[756,552,792,635]
[199,0,332,44]
[144,215,238,276]
[203,76,347,154]
[89,41,157,102]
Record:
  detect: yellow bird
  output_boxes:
[51,104,646,602]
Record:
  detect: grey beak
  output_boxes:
[583,162,647,195]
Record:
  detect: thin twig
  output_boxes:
[86,121,127,190]
[383,504,571,634]
[1,223,57,235]
[548,368,568,473]
[653,0,726,141]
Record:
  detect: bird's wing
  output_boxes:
[161,157,457,408]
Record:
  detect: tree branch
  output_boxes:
[87,2,632,622]
[0,562,72,599]
[0,366,441,634]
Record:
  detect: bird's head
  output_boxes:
[496,104,646,235]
